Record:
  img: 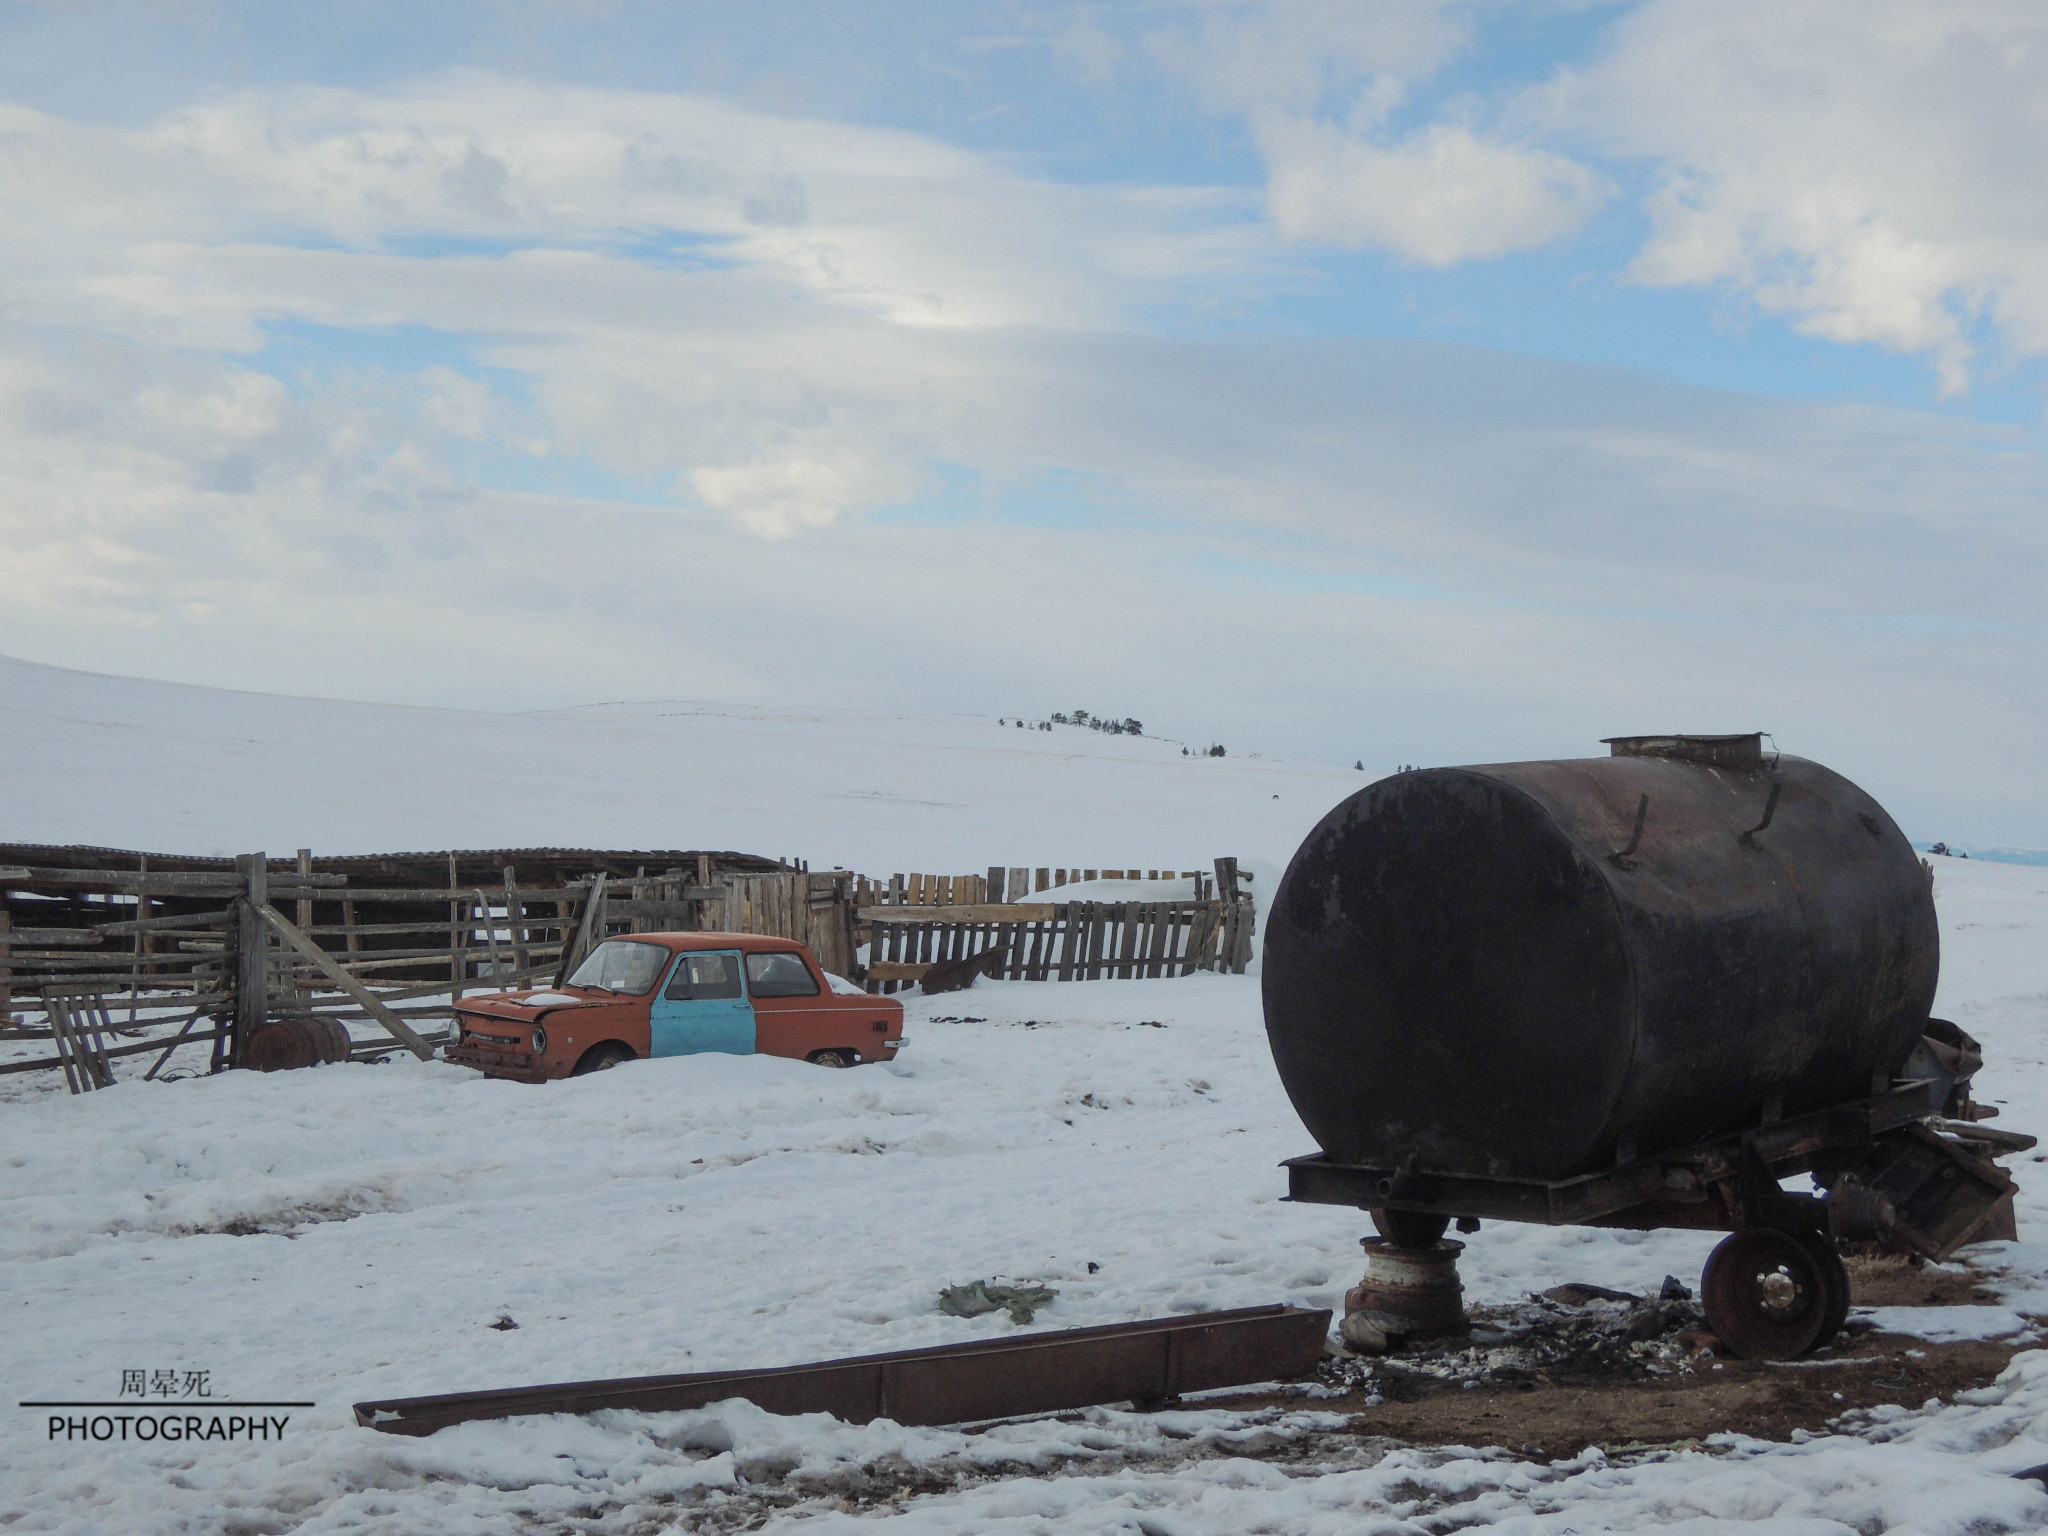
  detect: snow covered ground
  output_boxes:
[5,656,2048,1531]
[2,853,2045,1533]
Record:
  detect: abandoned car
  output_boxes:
[444,932,904,1082]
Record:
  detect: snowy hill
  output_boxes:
[0,654,1358,888]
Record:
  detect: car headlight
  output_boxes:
[449,1018,465,1045]
[530,1025,548,1054]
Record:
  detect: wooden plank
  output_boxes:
[1118,902,1138,980]
[3,1024,230,1078]
[296,849,314,933]
[1,928,105,946]
[474,890,505,984]
[262,883,590,904]
[865,961,933,983]
[259,906,434,1059]
[86,907,236,937]
[505,869,528,974]
[448,854,464,1004]
[11,869,275,892]
[558,875,605,983]
[860,904,1058,924]
[235,853,268,1065]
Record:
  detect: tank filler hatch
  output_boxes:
[1601,733,1765,770]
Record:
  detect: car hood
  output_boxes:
[456,989,625,1025]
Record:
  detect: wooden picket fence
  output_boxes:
[855,860,1256,993]
[861,896,1256,993]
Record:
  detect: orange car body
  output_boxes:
[445,931,904,1082]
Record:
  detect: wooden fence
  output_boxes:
[855,859,1257,993]
[0,847,825,1084]
[1,846,1256,1083]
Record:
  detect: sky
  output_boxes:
[0,1,2044,846]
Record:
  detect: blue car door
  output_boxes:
[648,950,756,1056]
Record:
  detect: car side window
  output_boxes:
[745,951,820,998]
[665,952,743,1001]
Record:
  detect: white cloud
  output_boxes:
[692,452,919,540]
[1259,118,1607,263]
[1120,1,1606,264]
[1556,0,2048,393]
[0,51,2043,841]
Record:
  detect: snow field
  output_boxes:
[5,854,2048,1534]
[0,654,1349,888]
[4,652,2048,1531]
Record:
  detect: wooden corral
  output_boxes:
[0,844,813,1083]
[1,845,1256,1086]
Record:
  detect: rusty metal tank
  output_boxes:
[1262,735,1938,1182]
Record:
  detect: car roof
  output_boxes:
[611,931,808,956]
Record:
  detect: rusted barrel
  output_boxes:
[1263,735,1938,1181]
[242,1015,353,1072]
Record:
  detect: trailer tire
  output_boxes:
[1793,1228,1852,1351]
[572,1043,634,1076]
[1701,1227,1836,1359]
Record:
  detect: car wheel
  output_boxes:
[808,1049,855,1069]
[571,1043,634,1076]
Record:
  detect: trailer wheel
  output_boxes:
[1794,1229,1852,1350]
[1701,1227,1839,1359]
[808,1049,855,1069]
[1372,1209,1452,1249]
[572,1043,634,1076]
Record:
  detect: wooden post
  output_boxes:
[448,853,464,1003]
[1214,857,1239,904]
[474,891,504,984]
[296,848,314,932]
[0,902,12,1023]
[128,855,147,1026]
[343,897,362,954]
[504,867,528,974]
[557,873,607,985]
[235,852,269,1065]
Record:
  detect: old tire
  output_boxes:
[1372,1209,1452,1249]
[1794,1229,1852,1351]
[1701,1228,1836,1359]
[808,1049,855,1069]
[571,1043,633,1076]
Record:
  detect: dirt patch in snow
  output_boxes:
[1202,1262,2031,1461]
[1326,1334,2022,1459]
[1844,1251,2003,1307]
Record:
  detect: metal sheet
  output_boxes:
[354,1304,1331,1437]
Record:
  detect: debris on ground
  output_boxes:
[1324,1279,1715,1394]
[936,1280,1059,1324]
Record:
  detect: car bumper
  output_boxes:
[444,1038,551,1083]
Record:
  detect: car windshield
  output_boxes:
[565,940,668,995]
